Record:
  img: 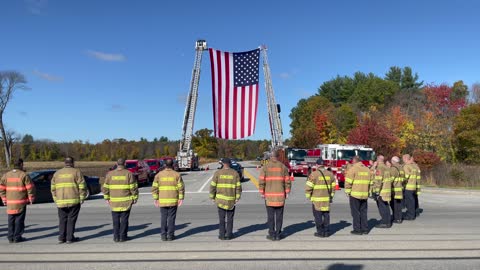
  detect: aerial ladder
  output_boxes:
[177,40,207,170]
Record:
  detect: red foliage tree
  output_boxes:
[347,118,400,158]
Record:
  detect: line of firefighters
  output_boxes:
[0,151,420,243]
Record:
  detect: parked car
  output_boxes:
[125,160,151,185]
[144,158,165,180]
[0,169,101,205]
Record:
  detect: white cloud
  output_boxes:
[33,69,63,82]
[86,50,126,62]
[25,0,48,15]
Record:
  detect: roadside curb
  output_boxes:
[423,187,480,196]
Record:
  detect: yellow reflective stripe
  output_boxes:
[219,175,234,179]
[345,188,352,193]
[215,194,236,201]
[313,185,330,190]
[311,197,330,202]
[393,187,403,191]
[305,181,314,187]
[104,195,110,200]
[179,194,184,199]
[217,203,231,210]
[106,184,137,190]
[345,178,353,184]
[319,207,330,211]
[351,191,369,196]
[381,189,391,192]
[58,174,73,179]
[56,198,80,204]
[152,182,159,187]
[406,184,416,189]
[375,176,383,180]
[236,182,241,187]
[358,172,369,176]
[318,176,331,180]
[159,186,177,191]
[177,183,183,188]
[353,180,370,184]
[209,193,215,198]
[210,181,217,186]
[110,196,135,202]
[111,207,130,211]
[159,198,178,203]
[112,176,127,180]
[217,183,236,189]
[54,183,77,188]
[160,177,175,182]
[305,193,312,198]
[78,184,85,188]
[235,193,240,199]
[152,194,159,200]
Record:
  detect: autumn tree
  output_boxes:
[0,71,28,167]
[192,128,217,158]
[453,104,480,164]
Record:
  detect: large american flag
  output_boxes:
[209,48,260,139]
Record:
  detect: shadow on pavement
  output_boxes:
[327,263,364,270]
[133,222,190,239]
[367,218,379,233]
[235,223,268,237]
[330,220,352,236]
[176,223,219,239]
[0,224,38,237]
[283,220,315,238]
[79,223,152,241]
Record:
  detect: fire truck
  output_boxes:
[285,148,308,175]
[303,144,375,186]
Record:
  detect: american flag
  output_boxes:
[209,48,260,139]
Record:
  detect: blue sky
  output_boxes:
[1,0,479,143]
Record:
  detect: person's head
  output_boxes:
[14,158,24,170]
[377,155,385,163]
[391,156,400,165]
[316,158,324,168]
[270,150,280,161]
[386,161,392,167]
[117,158,126,167]
[402,154,411,164]
[165,158,174,168]
[221,158,231,168]
[352,155,361,164]
[410,156,416,163]
[65,156,74,167]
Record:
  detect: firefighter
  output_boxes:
[210,158,242,240]
[410,156,422,217]
[402,154,419,220]
[103,158,138,242]
[345,155,371,235]
[259,150,290,241]
[390,156,405,223]
[305,158,335,238]
[371,155,392,228]
[51,157,86,244]
[152,158,185,241]
[0,158,35,243]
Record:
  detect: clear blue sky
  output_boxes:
[1,0,479,143]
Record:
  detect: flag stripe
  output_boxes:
[209,49,217,137]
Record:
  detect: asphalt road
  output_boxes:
[1,161,479,270]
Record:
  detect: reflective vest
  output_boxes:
[0,169,36,214]
[259,160,290,207]
[152,168,184,207]
[103,166,138,212]
[390,164,405,199]
[305,169,335,211]
[345,162,371,200]
[51,167,86,208]
[209,168,242,210]
[372,163,392,202]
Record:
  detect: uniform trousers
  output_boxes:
[58,204,81,242]
[8,206,26,241]
[266,205,284,237]
[404,190,416,220]
[390,199,403,221]
[160,206,177,237]
[376,197,391,225]
[349,196,368,232]
[112,209,131,240]
[218,207,235,237]
[312,205,330,233]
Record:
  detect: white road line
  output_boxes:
[197,175,213,193]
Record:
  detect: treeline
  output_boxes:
[8,130,270,163]
[290,66,480,167]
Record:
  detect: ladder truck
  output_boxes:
[176,40,207,170]
[261,46,289,165]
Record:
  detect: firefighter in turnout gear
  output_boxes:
[390,156,405,223]
[305,158,335,238]
[152,158,185,241]
[210,158,242,240]
[402,154,420,220]
[103,158,138,242]
[0,159,35,243]
[371,155,392,228]
[410,156,422,217]
[51,157,86,244]
[259,150,291,241]
[345,156,371,235]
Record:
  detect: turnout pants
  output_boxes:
[404,190,416,219]
[266,205,284,237]
[8,206,27,241]
[349,196,368,232]
[58,204,81,242]
[160,206,177,237]
[390,199,403,221]
[377,197,391,225]
[312,205,330,233]
[218,207,235,237]
[112,210,131,240]
[414,193,420,216]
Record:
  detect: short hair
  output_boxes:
[14,158,24,168]
[65,156,74,165]
[391,156,400,163]
[352,155,361,163]
[377,155,385,162]
[165,158,174,168]
[117,158,126,166]
[271,150,280,158]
